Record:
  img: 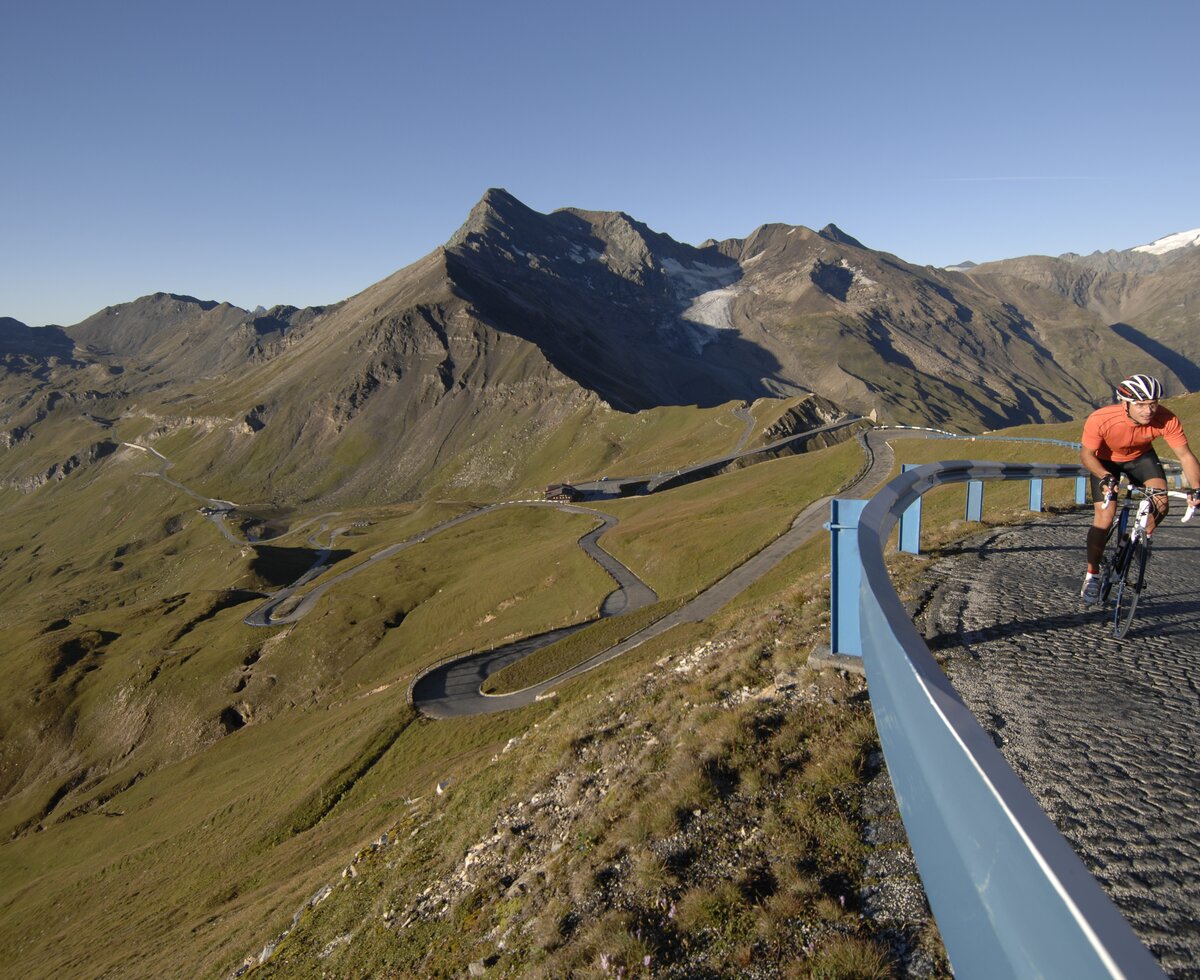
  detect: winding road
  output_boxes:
[409,427,905,717]
[242,503,658,627]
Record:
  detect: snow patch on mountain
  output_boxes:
[659,257,743,346]
[682,287,739,332]
[569,244,602,264]
[658,257,744,348]
[1132,229,1200,255]
[840,258,876,287]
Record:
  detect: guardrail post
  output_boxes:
[965,479,984,522]
[1029,477,1043,512]
[1075,476,1087,505]
[826,498,866,657]
[898,464,922,554]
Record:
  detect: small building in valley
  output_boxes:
[545,483,582,502]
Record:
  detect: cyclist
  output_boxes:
[1079,373,1200,603]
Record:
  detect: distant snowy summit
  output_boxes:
[1132,228,1200,255]
[943,228,1198,269]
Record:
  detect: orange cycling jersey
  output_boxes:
[1081,403,1188,462]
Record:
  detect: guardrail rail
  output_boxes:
[852,460,1166,978]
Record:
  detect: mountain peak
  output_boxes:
[818,224,866,249]
[447,188,542,248]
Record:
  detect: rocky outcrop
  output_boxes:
[3,439,118,492]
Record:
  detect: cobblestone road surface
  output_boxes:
[920,508,1200,978]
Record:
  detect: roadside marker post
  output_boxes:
[1029,477,1043,512]
[826,498,867,658]
[898,464,922,554]
[1075,476,1087,505]
[965,479,984,522]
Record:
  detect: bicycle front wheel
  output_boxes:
[1098,534,1130,606]
[1111,538,1149,639]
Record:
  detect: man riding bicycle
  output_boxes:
[1079,373,1200,604]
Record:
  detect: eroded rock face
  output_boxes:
[435,190,1177,430]
[218,703,251,734]
[3,439,118,492]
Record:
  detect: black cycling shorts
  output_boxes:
[1089,448,1166,502]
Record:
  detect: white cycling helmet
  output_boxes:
[1115,374,1164,402]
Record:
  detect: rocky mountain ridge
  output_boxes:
[2,190,1197,506]
[965,242,1200,390]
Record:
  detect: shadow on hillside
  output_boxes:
[444,214,793,411]
[1110,322,1200,391]
[250,546,354,586]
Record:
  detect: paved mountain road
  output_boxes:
[410,428,908,717]
[921,510,1200,976]
[244,503,654,627]
[570,414,862,498]
[239,409,856,628]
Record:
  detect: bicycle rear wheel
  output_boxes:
[1111,538,1149,639]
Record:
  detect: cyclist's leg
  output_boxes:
[1144,478,1169,533]
[1126,450,1168,532]
[1087,503,1116,571]
[1087,464,1120,573]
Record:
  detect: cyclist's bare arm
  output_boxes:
[1080,445,1114,482]
[1172,440,1200,494]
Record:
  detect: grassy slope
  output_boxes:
[138,392,779,509]
[482,439,865,694]
[597,439,863,597]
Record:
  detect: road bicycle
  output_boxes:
[1096,482,1197,639]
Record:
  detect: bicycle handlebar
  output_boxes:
[1102,483,1197,522]
[1175,490,1198,524]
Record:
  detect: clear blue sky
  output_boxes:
[3,0,1197,326]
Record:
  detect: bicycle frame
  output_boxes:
[1097,482,1196,638]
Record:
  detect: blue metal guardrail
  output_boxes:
[835,460,1166,979]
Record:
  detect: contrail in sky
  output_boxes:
[935,175,1103,182]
